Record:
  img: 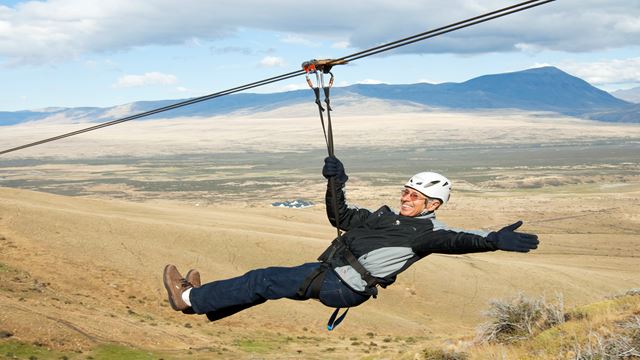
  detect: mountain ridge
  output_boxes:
[1,66,637,124]
[612,86,640,103]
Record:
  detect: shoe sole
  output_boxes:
[163,264,182,311]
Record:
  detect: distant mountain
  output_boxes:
[340,67,632,117]
[612,86,640,103]
[1,66,637,125]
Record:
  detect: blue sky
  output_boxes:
[1,0,639,111]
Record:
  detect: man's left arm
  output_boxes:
[416,220,539,254]
[431,218,490,237]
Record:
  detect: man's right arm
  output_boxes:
[323,156,371,231]
[325,182,371,231]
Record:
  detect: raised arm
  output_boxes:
[322,156,371,231]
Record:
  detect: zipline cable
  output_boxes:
[337,0,554,63]
[0,0,555,156]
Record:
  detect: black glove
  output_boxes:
[487,221,539,253]
[322,156,349,184]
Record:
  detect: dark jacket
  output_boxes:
[324,184,498,292]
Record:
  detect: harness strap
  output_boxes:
[317,238,343,262]
[296,263,351,331]
[342,250,379,296]
[318,238,379,297]
[327,308,349,331]
[296,263,329,298]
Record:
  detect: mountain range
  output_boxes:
[612,86,640,103]
[1,66,638,125]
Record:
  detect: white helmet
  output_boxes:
[405,172,452,205]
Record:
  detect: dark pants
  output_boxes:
[189,262,370,321]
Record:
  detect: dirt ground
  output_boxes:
[1,181,639,359]
[1,107,639,358]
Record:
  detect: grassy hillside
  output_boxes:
[465,290,640,359]
[1,182,639,359]
[2,286,639,359]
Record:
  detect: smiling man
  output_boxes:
[400,173,449,216]
[163,156,539,327]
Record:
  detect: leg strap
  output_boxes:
[297,263,329,298]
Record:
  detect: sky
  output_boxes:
[0,0,639,111]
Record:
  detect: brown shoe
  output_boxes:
[163,264,192,311]
[181,269,201,315]
[185,269,201,288]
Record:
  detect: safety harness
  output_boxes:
[297,59,381,330]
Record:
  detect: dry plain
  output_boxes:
[0,102,639,359]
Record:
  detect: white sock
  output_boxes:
[182,287,192,307]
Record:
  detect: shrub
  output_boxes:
[423,348,469,360]
[476,293,565,344]
[622,315,640,352]
[574,315,640,359]
[625,289,640,297]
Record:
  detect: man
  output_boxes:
[163,157,539,323]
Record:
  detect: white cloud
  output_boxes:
[331,41,350,49]
[357,79,386,85]
[259,56,286,68]
[1,0,640,65]
[559,58,640,86]
[113,72,178,88]
[279,34,319,47]
[280,83,308,91]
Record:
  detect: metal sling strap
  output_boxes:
[302,59,347,240]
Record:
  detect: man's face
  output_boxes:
[399,187,441,217]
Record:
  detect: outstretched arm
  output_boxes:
[416,220,539,255]
[485,221,539,252]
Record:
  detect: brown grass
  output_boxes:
[1,109,639,358]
